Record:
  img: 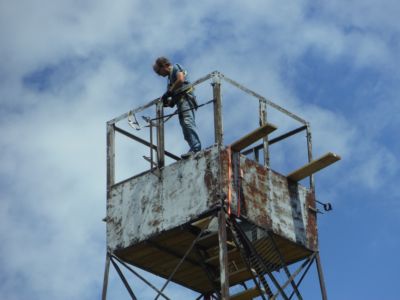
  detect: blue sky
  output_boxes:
[0,0,399,299]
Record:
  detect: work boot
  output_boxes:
[181,151,195,159]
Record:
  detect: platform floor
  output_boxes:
[115,217,313,294]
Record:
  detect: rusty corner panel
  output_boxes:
[239,156,272,228]
[306,191,318,251]
[222,152,317,252]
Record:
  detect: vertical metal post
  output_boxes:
[306,123,314,190]
[102,253,111,300]
[104,122,115,300]
[253,148,259,163]
[156,102,165,168]
[259,99,269,167]
[316,252,328,300]
[150,121,154,169]
[218,210,230,299]
[212,73,223,145]
[106,122,116,192]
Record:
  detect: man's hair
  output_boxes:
[153,57,171,73]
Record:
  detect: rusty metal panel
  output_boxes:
[107,146,318,254]
[236,154,317,251]
[107,147,221,252]
[269,173,312,248]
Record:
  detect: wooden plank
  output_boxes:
[230,123,277,152]
[191,216,214,230]
[205,248,240,265]
[287,152,341,181]
[231,287,262,300]
[216,268,253,285]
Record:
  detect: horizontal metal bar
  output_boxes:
[269,125,307,145]
[107,73,214,125]
[220,74,307,124]
[114,126,181,161]
[108,98,160,125]
[241,125,307,156]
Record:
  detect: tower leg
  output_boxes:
[218,210,230,299]
[102,252,111,300]
[315,252,328,300]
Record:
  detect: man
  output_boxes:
[153,57,201,158]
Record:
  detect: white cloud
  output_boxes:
[0,0,399,299]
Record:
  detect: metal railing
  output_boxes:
[106,71,313,192]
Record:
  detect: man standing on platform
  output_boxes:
[153,57,201,158]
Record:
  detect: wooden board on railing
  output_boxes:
[287,152,341,181]
[230,123,277,152]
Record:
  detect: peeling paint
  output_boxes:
[107,146,318,253]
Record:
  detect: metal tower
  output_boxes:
[102,71,340,299]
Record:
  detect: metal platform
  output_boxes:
[102,71,340,299]
[115,221,313,294]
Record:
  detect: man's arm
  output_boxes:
[162,69,185,107]
[168,71,185,93]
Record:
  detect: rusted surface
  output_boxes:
[204,147,221,207]
[107,145,318,254]
[306,191,318,251]
[236,154,317,250]
[107,146,221,252]
[240,156,271,227]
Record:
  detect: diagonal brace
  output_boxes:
[154,229,205,300]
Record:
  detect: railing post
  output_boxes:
[104,122,115,300]
[316,252,328,300]
[306,123,314,190]
[106,122,115,193]
[218,209,230,299]
[101,253,111,300]
[212,73,223,146]
[156,102,165,168]
[259,99,269,167]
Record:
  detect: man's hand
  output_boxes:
[161,90,173,107]
[162,90,173,101]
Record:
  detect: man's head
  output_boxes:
[153,57,171,77]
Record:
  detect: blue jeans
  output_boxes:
[177,96,201,152]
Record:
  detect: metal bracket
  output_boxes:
[316,200,333,212]
[211,71,222,84]
[308,206,323,214]
[128,111,141,130]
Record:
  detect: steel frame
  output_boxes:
[102,208,326,300]
[103,71,329,299]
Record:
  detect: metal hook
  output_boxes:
[128,111,141,130]
[316,200,333,212]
